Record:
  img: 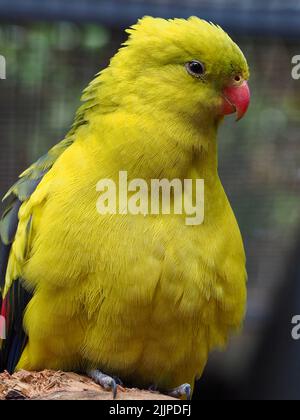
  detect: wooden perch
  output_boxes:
[0,370,176,400]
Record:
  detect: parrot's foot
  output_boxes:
[87,369,123,399]
[166,383,192,400]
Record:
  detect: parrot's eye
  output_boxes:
[186,61,205,78]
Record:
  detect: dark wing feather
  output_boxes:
[1,279,32,373]
[0,197,26,372]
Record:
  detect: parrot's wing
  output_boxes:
[0,137,74,373]
[0,74,99,372]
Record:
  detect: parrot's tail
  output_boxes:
[0,240,11,371]
[0,198,32,373]
[0,293,3,370]
[0,278,32,373]
[0,201,33,373]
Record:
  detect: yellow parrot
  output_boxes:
[0,17,250,399]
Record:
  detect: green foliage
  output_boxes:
[0,22,110,161]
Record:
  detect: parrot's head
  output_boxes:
[99,16,250,128]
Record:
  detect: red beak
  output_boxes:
[222,81,250,121]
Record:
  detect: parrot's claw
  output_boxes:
[166,383,192,400]
[114,376,124,386]
[87,370,120,399]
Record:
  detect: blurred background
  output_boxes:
[0,0,299,400]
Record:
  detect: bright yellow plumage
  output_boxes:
[1,17,249,395]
